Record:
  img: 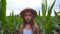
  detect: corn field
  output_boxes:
[0,0,60,34]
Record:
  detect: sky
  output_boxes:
[6,0,60,16]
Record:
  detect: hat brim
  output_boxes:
[20,8,37,18]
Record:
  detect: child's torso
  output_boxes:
[23,29,32,34]
[23,24,32,34]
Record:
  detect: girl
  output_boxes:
[19,7,40,34]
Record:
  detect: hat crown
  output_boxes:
[20,7,37,18]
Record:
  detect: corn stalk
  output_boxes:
[0,0,6,34]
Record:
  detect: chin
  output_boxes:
[26,21,31,23]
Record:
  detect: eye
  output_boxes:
[25,15,27,16]
[29,15,32,16]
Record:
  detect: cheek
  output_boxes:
[29,16,32,20]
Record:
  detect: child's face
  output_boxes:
[24,12,33,23]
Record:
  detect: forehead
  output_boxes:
[24,12,33,14]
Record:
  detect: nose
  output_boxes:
[26,15,30,18]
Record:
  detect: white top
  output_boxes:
[23,29,32,34]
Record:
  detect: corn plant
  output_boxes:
[35,0,56,34]
[5,10,22,34]
[53,10,60,34]
[0,0,6,34]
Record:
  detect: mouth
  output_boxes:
[25,20,31,23]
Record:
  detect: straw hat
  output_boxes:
[20,7,37,18]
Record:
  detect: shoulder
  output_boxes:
[16,24,23,34]
[33,24,39,31]
[34,24,40,34]
[34,24,39,28]
[35,24,40,31]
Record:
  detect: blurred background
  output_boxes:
[0,0,60,34]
